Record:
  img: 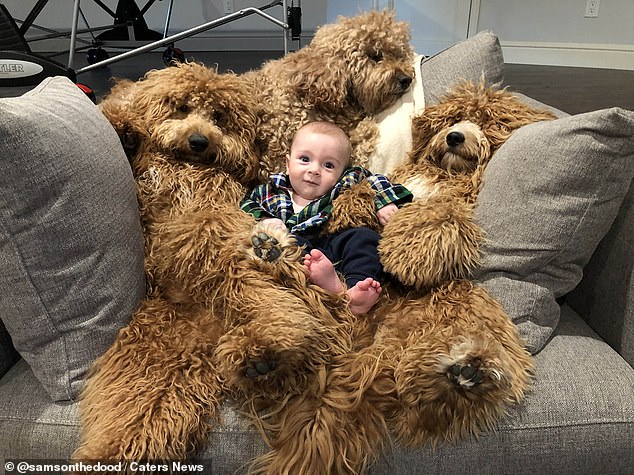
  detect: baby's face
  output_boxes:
[286,130,349,205]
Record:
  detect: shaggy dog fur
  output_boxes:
[72,62,357,465]
[72,49,559,475]
[372,82,556,447]
[380,81,558,289]
[247,10,415,176]
[249,83,558,474]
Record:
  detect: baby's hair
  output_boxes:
[293,121,352,162]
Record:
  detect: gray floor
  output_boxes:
[503,63,634,115]
[0,50,285,99]
[2,49,633,115]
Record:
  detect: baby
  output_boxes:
[241,121,412,315]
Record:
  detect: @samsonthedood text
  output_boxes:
[3,460,208,473]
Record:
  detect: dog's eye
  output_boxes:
[211,110,225,126]
[369,52,383,62]
[178,104,190,113]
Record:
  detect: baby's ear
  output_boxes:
[285,153,291,172]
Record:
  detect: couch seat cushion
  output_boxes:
[6,306,631,473]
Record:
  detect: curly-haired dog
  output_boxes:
[250,83,557,474]
[72,62,355,464]
[373,83,556,447]
[247,10,415,175]
[381,81,558,289]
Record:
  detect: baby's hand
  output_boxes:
[261,218,287,231]
[377,203,399,226]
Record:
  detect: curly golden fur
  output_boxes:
[253,83,557,474]
[380,81,558,289]
[247,10,415,175]
[72,62,357,466]
[73,52,556,475]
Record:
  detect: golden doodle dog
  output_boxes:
[375,82,557,445]
[72,62,356,465]
[247,9,415,176]
[381,81,558,289]
[251,82,558,474]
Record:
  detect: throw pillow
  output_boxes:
[473,107,634,354]
[420,29,504,106]
[0,76,146,401]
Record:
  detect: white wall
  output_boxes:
[327,0,634,69]
[3,0,633,69]
[328,0,475,55]
[476,0,634,70]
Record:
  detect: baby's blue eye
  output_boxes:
[300,155,310,162]
[324,162,335,169]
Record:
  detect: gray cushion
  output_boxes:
[2,306,631,473]
[421,30,504,106]
[0,76,146,401]
[474,107,634,353]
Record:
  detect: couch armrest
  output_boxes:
[567,182,634,366]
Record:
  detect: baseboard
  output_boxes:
[501,41,634,71]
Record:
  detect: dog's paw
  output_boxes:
[251,231,282,262]
[437,339,503,390]
[448,360,485,388]
[249,221,299,263]
[244,358,278,378]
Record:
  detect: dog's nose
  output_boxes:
[188,134,209,152]
[398,74,412,90]
[446,131,465,147]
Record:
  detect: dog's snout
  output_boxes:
[398,74,412,90]
[446,131,465,147]
[188,134,209,152]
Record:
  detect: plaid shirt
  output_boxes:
[240,166,413,236]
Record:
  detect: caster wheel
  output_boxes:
[87,47,109,65]
[163,45,185,66]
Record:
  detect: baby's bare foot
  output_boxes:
[303,249,344,294]
[347,278,382,315]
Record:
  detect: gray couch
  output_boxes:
[1,31,633,474]
[2,199,634,473]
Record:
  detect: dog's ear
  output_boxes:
[284,50,349,110]
[408,108,451,163]
[484,94,557,149]
[99,79,145,160]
